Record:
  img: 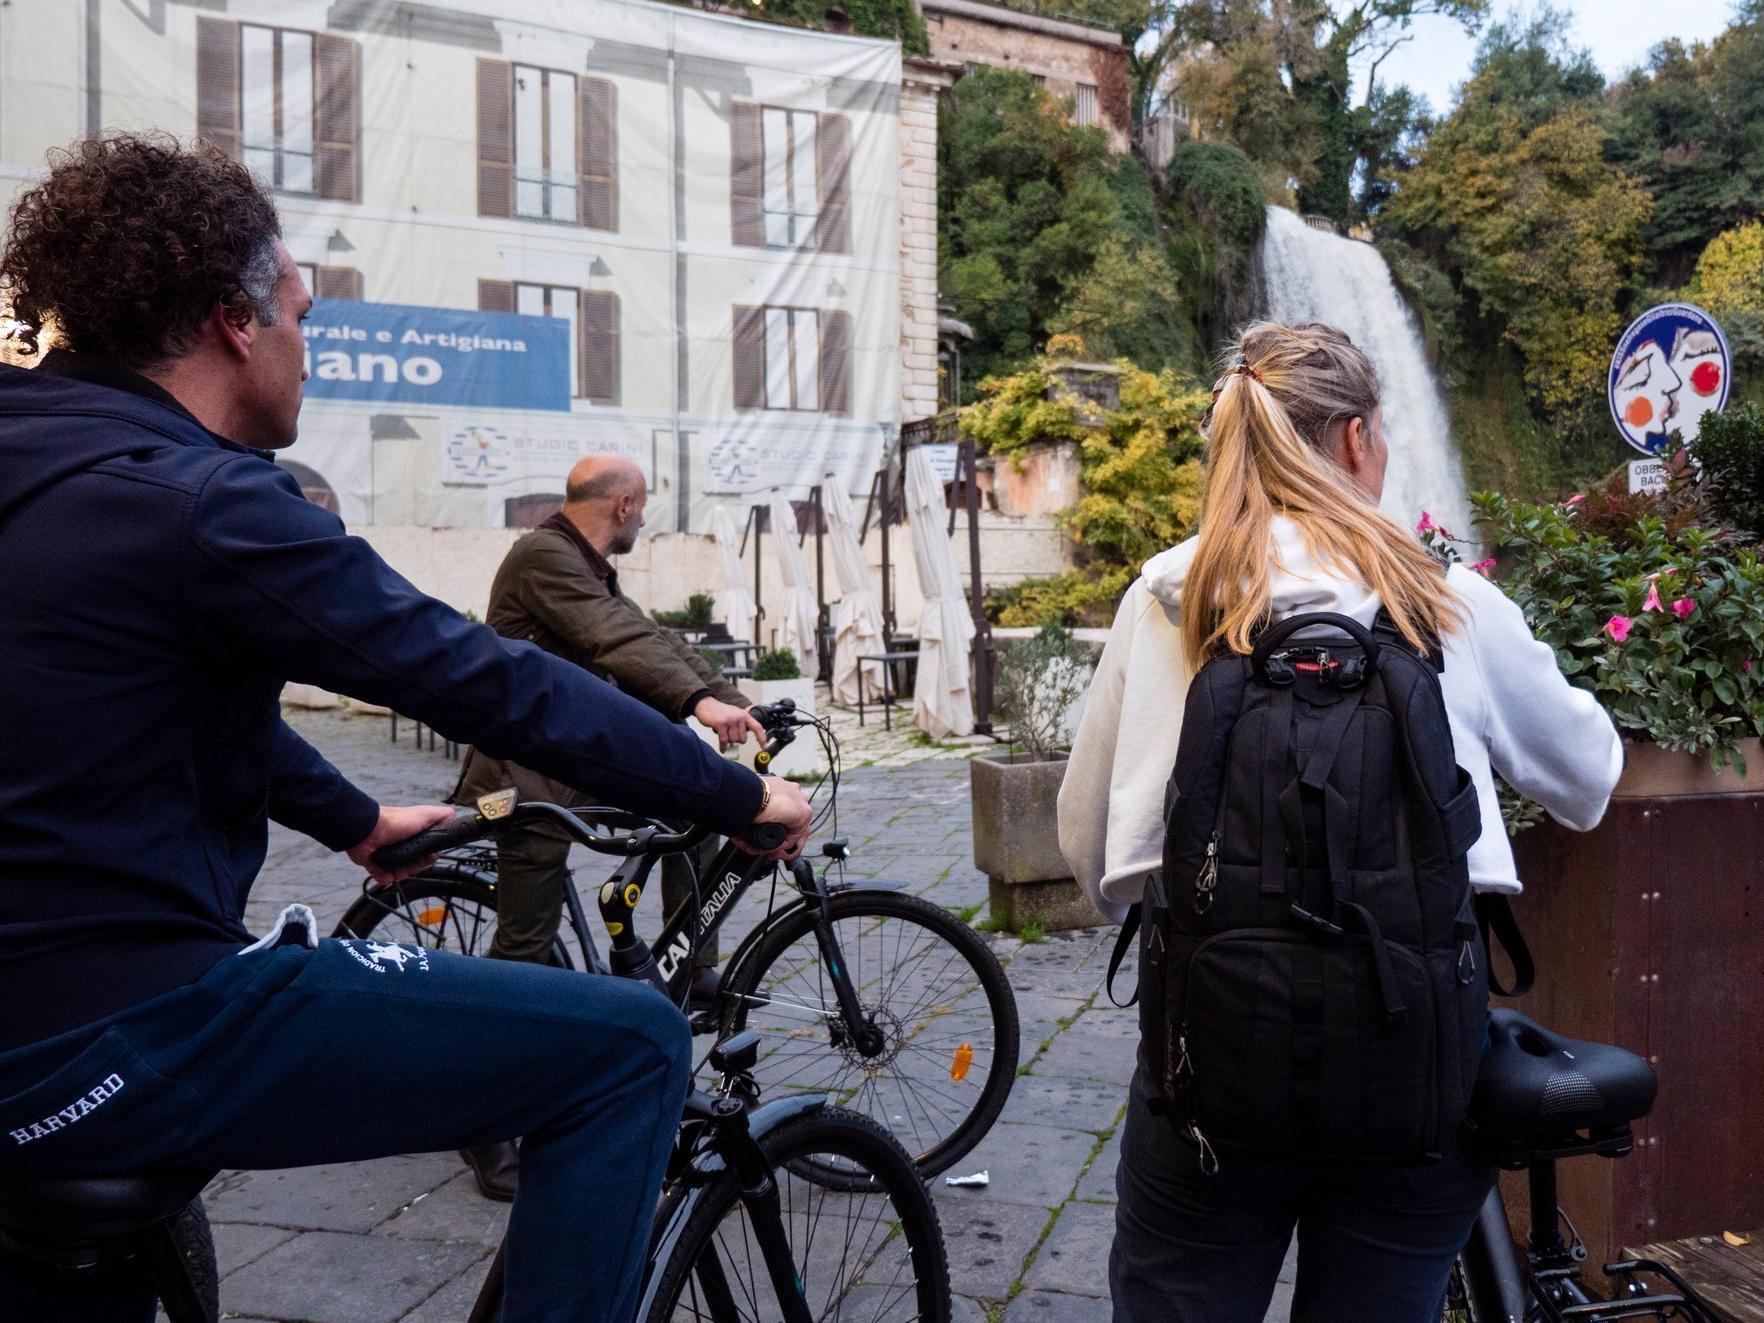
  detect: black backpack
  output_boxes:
[1107,611,1488,1169]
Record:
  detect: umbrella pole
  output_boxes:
[812,484,827,682]
[879,467,894,644]
[959,437,994,735]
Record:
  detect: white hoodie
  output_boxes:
[1057,516,1625,924]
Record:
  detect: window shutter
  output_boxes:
[579,77,618,233]
[581,290,620,404]
[732,305,766,410]
[729,103,763,248]
[478,279,516,314]
[314,35,360,202]
[476,59,514,219]
[815,112,851,255]
[818,310,851,415]
[195,18,240,159]
[316,267,363,300]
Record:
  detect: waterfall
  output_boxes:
[1259,207,1473,543]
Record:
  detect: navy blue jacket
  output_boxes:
[0,356,762,1048]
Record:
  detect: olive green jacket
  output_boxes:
[454,513,747,809]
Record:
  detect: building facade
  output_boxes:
[0,0,925,533]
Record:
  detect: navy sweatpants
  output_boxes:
[0,933,692,1323]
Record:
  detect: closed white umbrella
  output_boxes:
[712,505,758,643]
[905,447,975,738]
[823,482,886,707]
[768,493,819,679]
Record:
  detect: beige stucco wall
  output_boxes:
[898,64,953,422]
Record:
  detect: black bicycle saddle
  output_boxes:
[1468,1009,1657,1140]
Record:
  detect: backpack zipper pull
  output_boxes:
[1189,1121,1220,1175]
[1175,1031,1191,1082]
[1193,835,1218,914]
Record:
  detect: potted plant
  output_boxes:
[739,648,819,779]
[970,623,1098,931]
[1456,438,1764,1259]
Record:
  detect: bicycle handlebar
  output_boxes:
[370,801,788,872]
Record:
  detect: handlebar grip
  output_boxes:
[742,822,788,853]
[371,811,488,872]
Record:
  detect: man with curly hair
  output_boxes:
[0,134,810,1322]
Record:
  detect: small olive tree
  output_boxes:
[995,624,1093,760]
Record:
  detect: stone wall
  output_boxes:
[899,60,957,422]
[921,0,1130,153]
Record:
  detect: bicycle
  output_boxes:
[335,699,1020,1182]
[0,813,953,1323]
[1444,1008,1728,1322]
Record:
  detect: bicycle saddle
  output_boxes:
[1468,1009,1656,1140]
[0,1167,214,1238]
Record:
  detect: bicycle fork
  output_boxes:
[793,860,887,1059]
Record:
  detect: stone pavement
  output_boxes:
[199,700,1295,1322]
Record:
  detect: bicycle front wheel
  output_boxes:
[720,891,1018,1180]
[330,866,573,968]
[642,1106,949,1323]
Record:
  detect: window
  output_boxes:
[730,105,849,254]
[476,61,617,230]
[479,280,620,404]
[1030,73,1048,88]
[1075,83,1100,127]
[196,18,359,202]
[732,305,851,414]
[296,264,363,300]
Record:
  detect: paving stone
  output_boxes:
[1023,1200,1115,1296]
[399,1250,497,1323]
[1073,1125,1122,1203]
[375,1171,510,1247]
[951,1292,990,1321]
[222,1229,484,1323]
[997,1075,1127,1136]
[212,1221,298,1278]
[935,1200,1055,1300]
[205,1155,458,1234]
[1029,1020,1138,1083]
[1007,1289,1115,1322]
[937,1120,1094,1209]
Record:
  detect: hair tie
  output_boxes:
[1233,359,1264,384]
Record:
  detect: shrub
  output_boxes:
[1688,404,1764,541]
[654,592,717,630]
[751,649,802,681]
[995,624,1092,760]
[1164,141,1267,250]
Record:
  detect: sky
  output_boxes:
[1352,0,1741,116]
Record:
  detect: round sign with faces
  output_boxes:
[1608,302,1732,456]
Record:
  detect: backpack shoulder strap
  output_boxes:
[1105,904,1140,1007]
[1475,892,1536,998]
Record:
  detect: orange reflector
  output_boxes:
[951,1042,974,1082]
[416,907,447,926]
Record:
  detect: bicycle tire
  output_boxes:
[331,868,574,968]
[641,1106,950,1323]
[719,891,1018,1182]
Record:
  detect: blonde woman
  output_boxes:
[1058,321,1623,1321]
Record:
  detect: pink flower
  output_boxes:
[1745,660,1755,672]
[1671,598,1695,620]
[1468,558,1497,576]
[1416,511,1435,534]
[1566,493,1586,506]
[1604,615,1633,643]
[1643,583,1664,612]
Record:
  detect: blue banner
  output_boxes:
[301,300,571,411]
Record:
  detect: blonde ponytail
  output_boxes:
[1180,321,1462,667]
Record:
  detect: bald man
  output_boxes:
[452,455,764,1198]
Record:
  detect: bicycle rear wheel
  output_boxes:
[720,891,1017,1181]
[330,866,573,968]
[641,1106,949,1323]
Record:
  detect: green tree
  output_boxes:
[1385,11,1649,420]
[939,68,1183,390]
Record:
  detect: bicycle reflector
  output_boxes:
[951,1043,974,1082]
[417,907,447,927]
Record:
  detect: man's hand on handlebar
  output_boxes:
[348,803,458,885]
[746,775,811,860]
[694,695,767,751]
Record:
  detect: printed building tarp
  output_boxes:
[0,0,902,532]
